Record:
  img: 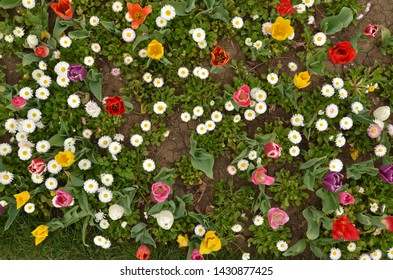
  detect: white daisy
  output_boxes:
[78,159,92,170]
[332,78,344,89]
[84,179,99,194]
[138,49,147,58]
[122,28,136,42]
[54,62,70,76]
[143,159,155,172]
[374,144,387,157]
[143,72,152,83]
[193,106,204,117]
[267,73,278,85]
[108,141,121,155]
[140,120,151,132]
[99,219,110,229]
[91,43,101,53]
[193,66,201,76]
[101,174,114,186]
[98,136,112,149]
[288,130,302,144]
[177,67,189,78]
[245,38,252,46]
[89,16,100,26]
[198,68,209,79]
[112,1,123,12]
[0,171,13,185]
[17,146,32,161]
[16,132,28,142]
[205,120,216,131]
[32,69,45,81]
[153,101,167,114]
[85,100,101,118]
[211,111,223,123]
[47,160,62,174]
[329,158,343,172]
[303,0,314,7]
[290,114,304,127]
[161,5,176,21]
[94,236,105,246]
[0,143,12,156]
[84,56,95,66]
[253,215,264,226]
[340,117,353,130]
[198,40,207,49]
[289,146,300,157]
[123,55,133,65]
[82,129,92,139]
[4,118,17,134]
[194,224,206,237]
[153,77,164,88]
[4,34,14,43]
[248,150,257,160]
[24,203,35,213]
[192,28,206,42]
[387,247,393,259]
[31,173,44,184]
[19,87,34,100]
[233,114,241,123]
[36,140,50,153]
[277,241,289,252]
[22,0,36,9]
[329,248,342,260]
[313,32,327,46]
[231,16,244,29]
[125,11,132,22]
[325,104,339,118]
[227,165,237,175]
[237,159,249,171]
[370,249,382,260]
[347,242,356,252]
[56,75,69,87]
[59,36,72,48]
[180,112,191,122]
[321,84,334,97]
[98,189,113,203]
[254,102,267,114]
[231,224,243,233]
[244,109,256,121]
[338,88,348,99]
[351,102,363,114]
[288,62,298,72]
[224,101,234,111]
[335,135,346,147]
[253,40,263,50]
[359,254,371,260]
[196,124,207,135]
[38,75,52,88]
[67,94,81,108]
[156,16,167,28]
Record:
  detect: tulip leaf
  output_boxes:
[282,239,307,256]
[303,207,321,240]
[189,135,214,179]
[85,69,103,101]
[0,0,21,9]
[153,167,176,186]
[356,212,372,226]
[255,133,277,146]
[68,30,90,39]
[4,204,19,232]
[300,156,326,170]
[316,189,339,214]
[69,174,85,187]
[116,187,136,215]
[319,7,353,35]
[132,34,150,51]
[100,21,120,34]
[48,133,67,147]
[131,222,147,235]
[15,52,42,67]
[346,160,378,180]
[209,5,230,23]
[309,242,328,259]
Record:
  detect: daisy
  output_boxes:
[91,43,101,53]
[138,49,147,58]
[5,118,18,134]
[67,94,80,108]
[192,28,206,42]
[295,3,306,13]
[211,111,223,123]
[161,5,176,21]
[153,77,164,88]
[359,254,371,260]
[26,109,41,123]
[16,132,28,142]
[143,159,155,172]
[22,0,36,9]
[89,16,100,26]
[21,119,36,134]
[194,224,206,237]
[321,84,334,97]
[98,136,112,148]
[253,215,264,226]
[233,114,241,123]
[244,109,256,121]
[289,146,300,157]
[177,67,189,78]
[38,75,51,88]
[253,102,266,114]
[99,219,110,229]
[153,101,167,114]
[335,134,346,147]
[370,202,379,213]
[125,12,132,22]
[19,87,33,100]
[245,38,252,46]
[374,144,387,157]
[31,173,44,184]
[193,106,204,117]
[130,135,144,147]
[303,0,314,7]
[24,203,35,213]
[224,101,235,111]
[196,124,207,135]
[388,124,393,136]
[329,248,342,260]
[54,61,69,76]
[193,66,202,76]
[248,150,257,160]
[325,104,339,118]
[315,119,328,131]
[340,117,353,130]
[180,112,191,122]
[85,100,101,118]
[262,22,273,35]
[0,171,13,185]
[109,142,121,155]
[56,75,70,87]
[231,224,243,233]
[347,242,356,252]
[338,88,348,99]
[313,32,327,46]
[140,120,151,131]
[253,40,263,50]
[370,249,382,260]
[0,143,12,156]
[387,247,393,259]
[237,159,249,171]
[288,130,302,144]
[332,78,344,89]
[32,69,45,81]
[94,236,105,247]
[84,179,99,194]
[329,159,343,172]
[290,114,304,127]
[351,102,363,114]
[78,159,91,170]
[227,165,237,175]
[101,174,114,186]
[36,140,50,153]
[143,72,152,83]
[122,28,136,42]
[4,34,14,43]
[198,40,207,49]
[47,160,62,174]
[59,36,72,48]
[13,27,24,38]
[288,62,298,72]
[267,73,278,85]
[308,15,315,25]
[367,124,382,138]
[84,56,95,66]
[231,16,244,29]
[205,120,216,131]
[99,189,113,203]
[38,61,47,71]
[18,146,32,161]
[112,1,123,12]
[124,55,133,65]
[277,241,289,252]
[198,68,209,79]
[365,83,379,94]
[156,16,167,28]
[82,129,92,139]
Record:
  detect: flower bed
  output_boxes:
[0,0,393,260]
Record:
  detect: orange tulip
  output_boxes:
[211,45,230,66]
[50,0,73,20]
[127,3,152,29]
[136,245,150,260]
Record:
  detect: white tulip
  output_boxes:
[26,34,38,48]
[373,106,390,121]
[153,210,174,230]
[108,204,124,220]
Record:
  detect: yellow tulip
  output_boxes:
[177,234,189,248]
[31,225,49,246]
[55,151,75,167]
[293,71,311,89]
[146,39,164,60]
[14,191,30,209]
[199,231,221,255]
[271,17,294,41]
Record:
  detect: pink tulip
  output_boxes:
[252,167,275,185]
[151,182,171,202]
[268,208,289,229]
[338,192,355,205]
[27,158,46,175]
[233,85,250,107]
[190,249,204,260]
[12,96,27,109]
[381,216,393,232]
[53,190,73,207]
[264,141,282,159]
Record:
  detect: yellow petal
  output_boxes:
[350,146,359,161]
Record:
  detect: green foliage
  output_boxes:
[189,135,215,179]
[319,7,353,35]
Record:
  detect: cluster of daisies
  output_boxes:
[329,245,393,260]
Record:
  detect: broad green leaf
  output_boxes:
[185,0,196,13]
[255,133,277,146]
[53,17,69,38]
[68,30,90,39]
[356,212,372,226]
[0,0,21,9]
[100,21,119,34]
[303,170,316,191]
[15,52,41,67]
[346,160,378,180]
[117,187,136,215]
[70,174,84,187]
[231,147,252,164]
[4,204,19,231]
[148,202,165,215]
[320,7,353,35]
[310,242,328,259]
[316,189,339,214]
[300,156,326,170]
[283,239,307,256]
[153,167,176,186]
[48,134,67,147]
[81,216,90,247]
[74,191,91,214]
[141,231,156,248]
[85,69,103,101]
[189,135,214,179]
[131,223,147,236]
[209,5,230,23]
[303,207,321,240]
[132,35,150,51]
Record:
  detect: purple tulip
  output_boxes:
[379,165,393,184]
[67,64,87,82]
[322,172,344,192]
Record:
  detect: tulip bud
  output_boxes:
[373,106,390,121]
[34,45,49,57]
[26,34,39,48]
[264,141,282,159]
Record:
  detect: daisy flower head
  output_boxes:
[56,75,70,87]
[340,117,353,130]
[177,67,189,78]
[387,247,393,259]
[295,3,306,13]
[244,109,256,121]
[262,22,273,35]
[351,102,363,114]
[245,38,252,46]
[329,248,342,260]
[205,120,216,131]
[38,61,47,71]
[122,28,136,42]
[288,130,302,144]
[370,249,382,260]
[24,202,35,213]
[84,179,99,194]
[253,215,264,226]
[180,112,191,122]
[143,72,152,83]
[313,32,327,46]
[198,40,207,49]
[143,159,155,172]
[253,40,263,50]
[329,158,343,172]
[192,28,205,42]
[196,124,207,135]
[233,114,241,123]
[78,159,91,170]
[321,84,334,97]
[248,150,258,160]
[225,101,234,111]
[227,165,237,175]
[5,118,18,134]
[36,140,50,153]
[277,241,288,252]
[32,69,45,81]
[254,102,267,114]
[99,219,109,229]
[198,67,209,79]
[84,56,95,67]
[303,0,314,7]
[38,75,52,88]
[4,34,14,43]
[153,77,164,88]
[232,224,243,233]
[347,242,356,252]
[91,43,101,53]
[89,16,100,26]
[59,36,72,48]
[18,146,32,161]
[0,143,12,156]
[125,11,132,22]
[289,146,300,157]
[21,119,36,134]
[267,73,278,85]
[370,202,378,213]
[13,27,24,38]
[108,141,121,155]
[85,100,101,118]
[153,101,167,115]
[193,106,204,117]
[129,134,143,147]
[374,144,387,157]
[237,159,249,171]
[161,5,176,21]
[140,120,151,131]
[367,123,382,139]
[98,136,112,149]
[82,129,92,139]
[47,160,62,174]
[211,111,223,123]
[325,104,339,118]
[67,94,81,108]
[22,0,36,9]
[366,83,379,94]
[338,88,348,99]
[194,224,206,237]
[251,88,267,102]
[232,16,244,29]
[123,55,133,65]
[139,49,148,58]
[16,132,28,142]
[288,62,298,72]
[112,1,123,12]
[335,134,346,147]
[94,236,105,247]
[19,87,33,100]
[156,16,167,28]
[332,77,344,89]
[27,109,42,122]
[54,61,69,76]
[387,124,393,136]
[99,189,113,203]
[315,119,328,132]
[31,173,44,184]
[290,114,304,127]
[0,171,13,185]
[359,254,371,260]
[101,174,114,186]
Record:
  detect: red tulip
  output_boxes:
[50,0,73,20]
[127,3,152,29]
[332,216,360,241]
[34,45,49,58]
[364,24,378,38]
[264,141,282,159]
[136,245,150,260]
[211,45,230,66]
[381,216,393,232]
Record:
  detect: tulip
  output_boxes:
[12,96,26,109]
[364,24,379,38]
[50,0,73,20]
[264,141,282,159]
[108,204,125,220]
[151,182,171,202]
[67,64,87,82]
[31,225,49,246]
[154,210,174,230]
[322,172,344,192]
[199,231,221,254]
[252,167,275,185]
[271,17,294,41]
[293,71,311,89]
[127,3,152,29]
[233,85,250,107]
[267,208,289,229]
[190,249,204,260]
[136,245,150,260]
[34,45,49,58]
[53,190,73,207]
[14,191,30,210]
[381,216,393,232]
[26,34,39,48]
[379,165,393,184]
[27,158,46,175]
[338,191,355,205]
[332,216,360,241]
[176,234,189,248]
[373,106,390,121]
[211,45,230,66]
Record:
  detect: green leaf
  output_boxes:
[85,69,103,101]
[209,5,230,23]
[356,212,372,226]
[131,223,147,236]
[69,174,84,187]
[4,204,19,231]
[283,239,307,256]
[185,0,196,13]
[316,189,339,214]
[48,134,67,147]
[148,202,165,215]
[74,191,91,213]
[303,170,316,191]
[153,167,176,186]
[189,135,214,179]
[117,187,136,215]
[300,156,326,170]
[255,133,277,146]
[0,0,21,9]
[53,17,69,38]
[310,242,327,259]
[319,7,353,35]
[81,216,90,247]
[141,231,157,248]
[100,21,119,34]
[68,30,90,39]
[231,147,252,164]
[303,207,321,240]
[15,52,41,67]
[132,35,150,51]
[346,160,378,180]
